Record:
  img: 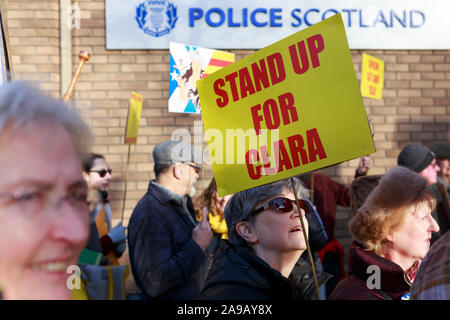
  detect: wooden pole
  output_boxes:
[63,51,91,102]
[121,144,132,224]
[201,120,204,192]
[290,177,321,300]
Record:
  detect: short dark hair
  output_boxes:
[154,163,173,178]
[83,153,105,173]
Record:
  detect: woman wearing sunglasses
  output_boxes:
[329,167,440,300]
[201,178,328,300]
[83,153,127,265]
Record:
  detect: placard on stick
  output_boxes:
[197,14,375,196]
[361,53,385,100]
[124,92,143,144]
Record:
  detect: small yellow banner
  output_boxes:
[361,53,384,100]
[197,14,375,196]
[124,92,143,144]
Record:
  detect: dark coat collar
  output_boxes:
[348,241,411,294]
[146,180,197,227]
[204,241,293,299]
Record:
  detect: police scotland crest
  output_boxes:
[136,0,178,37]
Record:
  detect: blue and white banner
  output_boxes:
[106,0,450,50]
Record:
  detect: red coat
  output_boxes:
[329,242,411,300]
[305,173,351,240]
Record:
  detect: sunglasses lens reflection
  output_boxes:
[272,197,310,214]
[272,198,293,212]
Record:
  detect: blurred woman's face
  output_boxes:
[252,188,308,254]
[86,158,112,191]
[0,126,89,299]
[389,202,439,262]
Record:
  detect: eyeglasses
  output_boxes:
[251,197,310,217]
[187,164,201,174]
[90,169,112,177]
[0,188,89,220]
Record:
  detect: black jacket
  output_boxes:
[200,240,330,300]
[128,181,208,300]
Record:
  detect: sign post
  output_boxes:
[122,92,143,223]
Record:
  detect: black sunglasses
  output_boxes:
[90,169,112,178]
[251,197,310,216]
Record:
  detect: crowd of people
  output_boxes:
[0,81,449,300]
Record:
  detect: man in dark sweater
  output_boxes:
[128,140,212,299]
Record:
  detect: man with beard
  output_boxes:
[128,140,212,299]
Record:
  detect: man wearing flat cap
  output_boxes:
[128,140,212,299]
[398,143,449,244]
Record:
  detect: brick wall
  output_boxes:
[4,1,450,272]
[6,0,60,96]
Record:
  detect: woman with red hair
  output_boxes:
[330,166,439,300]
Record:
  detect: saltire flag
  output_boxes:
[169,42,234,114]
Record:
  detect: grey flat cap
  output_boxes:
[153,140,199,165]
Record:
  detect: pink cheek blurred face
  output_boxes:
[390,203,439,261]
[0,126,89,300]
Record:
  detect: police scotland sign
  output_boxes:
[105,0,450,50]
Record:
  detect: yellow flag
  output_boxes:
[124,92,143,144]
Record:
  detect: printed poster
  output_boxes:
[169,42,235,113]
[361,53,385,100]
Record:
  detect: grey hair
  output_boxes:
[0,81,92,160]
[224,177,308,246]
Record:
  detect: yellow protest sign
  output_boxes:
[197,14,375,196]
[361,53,384,100]
[124,92,143,144]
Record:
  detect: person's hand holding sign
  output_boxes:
[356,155,372,176]
[193,207,213,251]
